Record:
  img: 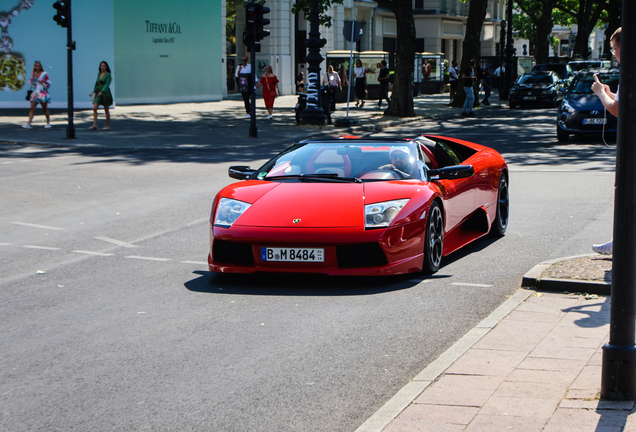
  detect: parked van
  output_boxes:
[567,60,612,74]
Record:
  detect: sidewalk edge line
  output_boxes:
[354,288,533,432]
[521,254,611,295]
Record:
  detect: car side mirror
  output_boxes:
[428,165,474,180]
[229,165,256,180]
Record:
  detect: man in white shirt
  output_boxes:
[448,60,459,104]
[235,56,252,119]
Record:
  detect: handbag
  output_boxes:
[25,90,32,101]
[90,92,96,102]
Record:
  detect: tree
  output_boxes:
[452,0,489,108]
[375,0,416,117]
[603,0,621,59]
[291,0,344,28]
[556,0,607,58]
[515,0,559,64]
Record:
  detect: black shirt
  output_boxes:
[463,68,474,87]
[379,68,389,86]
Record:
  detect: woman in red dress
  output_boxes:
[256,64,280,120]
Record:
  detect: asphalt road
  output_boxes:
[0,107,616,431]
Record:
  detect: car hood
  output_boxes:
[228,181,421,228]
[562,93,604,110]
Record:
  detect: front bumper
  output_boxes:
[208,223,426,276]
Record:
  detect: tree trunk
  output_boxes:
[452,0,488,108]
[384,0,415,117]
[603,0,621,59]
[572,0,607,58]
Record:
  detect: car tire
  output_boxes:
[423,200,443,274]
[556,125,569,142]
[490,173,509,237]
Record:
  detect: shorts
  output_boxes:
[450,80,458,90]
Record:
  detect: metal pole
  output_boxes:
[65,0,75,139]
[501,0,514,101]
[601,0,636,400]
[301,0,326,125]
[249,41,257,138]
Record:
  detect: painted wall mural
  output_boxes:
[0,0,34,91]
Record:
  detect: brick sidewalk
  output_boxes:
[358,291,636,432]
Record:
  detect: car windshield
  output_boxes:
[255,142,423,182]
[518,74,553,85]
[533,64,569,80]
[569,73,619,94]
[569,62,600,72]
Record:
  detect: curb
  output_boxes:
[521,254,611,295]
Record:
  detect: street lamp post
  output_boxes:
[501,0,514,100]
[499,20,506,98]
[301,0,327,125]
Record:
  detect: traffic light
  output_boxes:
[255,5,270,41]
[53,0,70,28]
[245,2,257,34]
[243,31,255,47]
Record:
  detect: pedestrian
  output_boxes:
[461,60,477,117]
[22,61,51,129]
[322,65,341,112]
[256,64,280,120]
[448,60,459,105]
[353,59,368,108]
[235,56,252,119]
[422,59,432,81]
[481,67,492,105]
[296,71,305,94]
[591,27,621,255]
[89,61,113,131]
[377,60,391,109]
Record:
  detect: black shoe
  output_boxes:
[468,112,476,117]
[461,111,467,116]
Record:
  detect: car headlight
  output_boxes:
[214,198,251,227]
[542,89,554,95]
[365,199,409,229]
[561,101,576,114]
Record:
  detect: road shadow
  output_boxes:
[184,270,452,296]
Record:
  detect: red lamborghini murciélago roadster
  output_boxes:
[208,135,508,275]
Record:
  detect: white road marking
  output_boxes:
[72,250,115,257]
[126,255,171,262]
[12,222,63,230]
[22,245,61,251]
[181,261,207,265]
[451,282,494,288]
[0,242,12,246]
[94,236,138,248]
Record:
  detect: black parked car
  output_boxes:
[556,68,619,142]
[532,63,573,82]
[509,71,566,109]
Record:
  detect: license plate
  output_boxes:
[523,96,536,100]
[261,247,324,262]
[583,118,607,125]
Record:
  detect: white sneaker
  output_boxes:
[44,124,52,129]
[592,240,613,255]
[246,114,250,119]
[267,115,273,120]
[21,124,31,129]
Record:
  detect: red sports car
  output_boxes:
[208,135,508,275]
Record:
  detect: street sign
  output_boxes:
[343,21,363,43]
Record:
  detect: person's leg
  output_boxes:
[467,88,475,112]
[103,106,110,129]
[41,102,51,125]
[462,87,471,113]
[241,92,250,116]
[27,102,37,125]
[90,103,98,129]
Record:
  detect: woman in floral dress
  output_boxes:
[256,64,279,120]
[23,61,51,129]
